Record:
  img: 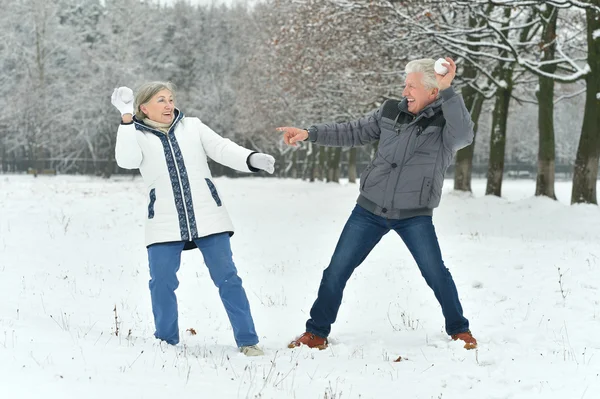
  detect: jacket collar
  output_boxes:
[398,97,443,120]
[133,108,184,135]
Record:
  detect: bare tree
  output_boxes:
[454,11,488,193]
[239,0,429,181]
[571,0,600,204]
[535,5,560,198]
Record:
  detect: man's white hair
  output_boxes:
[405,58,439,90]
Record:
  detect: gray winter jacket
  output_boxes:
[307,87,474,219]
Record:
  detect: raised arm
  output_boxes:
[434,58,474,151]
[439,87,474,151]
[112,87,143,169]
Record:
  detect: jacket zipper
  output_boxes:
[166,133,192,240]
[390,117,416,209]
[387,140,411,211]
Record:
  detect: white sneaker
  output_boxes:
[240,344,264,356]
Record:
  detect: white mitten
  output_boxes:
[111,87,134,116]
[249,153,275,174]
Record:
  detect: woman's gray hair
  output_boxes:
[134,81,176,120]
[405,59,439,90]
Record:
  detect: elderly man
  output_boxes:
[278,57,477,350]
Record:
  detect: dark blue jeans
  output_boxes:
[306,205,469,337]
[147,233,258,347]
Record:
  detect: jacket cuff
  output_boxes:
[306,126,318,142]
[246,151,260,173]
[120,120,134,125]
[440,87,457,101]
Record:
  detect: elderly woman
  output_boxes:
[111,82,273,356]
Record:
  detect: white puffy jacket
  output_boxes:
[115,109,257,249]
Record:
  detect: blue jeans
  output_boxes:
[306,205,469,337]
[147,233,258,347]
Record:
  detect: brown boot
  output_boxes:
[451,330,477,350]
[288,332,328,350]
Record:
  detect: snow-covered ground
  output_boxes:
[1,175,599,399]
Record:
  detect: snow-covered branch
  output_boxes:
[553,87,587,104]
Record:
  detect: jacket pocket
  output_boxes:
[419,177,433,206]
[205,178,222,206]
[148,188,156,219]
[410,128,440,157]
[360,165,375,190]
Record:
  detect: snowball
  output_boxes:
[434,58,448,75]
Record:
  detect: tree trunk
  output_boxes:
[300,146,309,180]
[454,14,482,192]
[28,141,38,177]
[327,147,342,183]
[290,149,298,179]
[318,145,326,181]
[486,7,514,197]
[103,158,115,179]
[486,84,512,196]
[535,7,558,199]
[536,77,557,199]
[327,148,333,182]
[571,2,600,204]
[0,140,6,173]
[308,143,317,182]
[333,147,341,182]
[348,147,357,183]
[454,93,484,192]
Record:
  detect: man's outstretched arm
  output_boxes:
[277,107,382,147]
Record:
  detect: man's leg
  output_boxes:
[393,216,469,335]
[305,205,389,338]
[147,241,185,345]
[194,233,259,348]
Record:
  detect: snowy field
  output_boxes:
[1,174,599,399]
